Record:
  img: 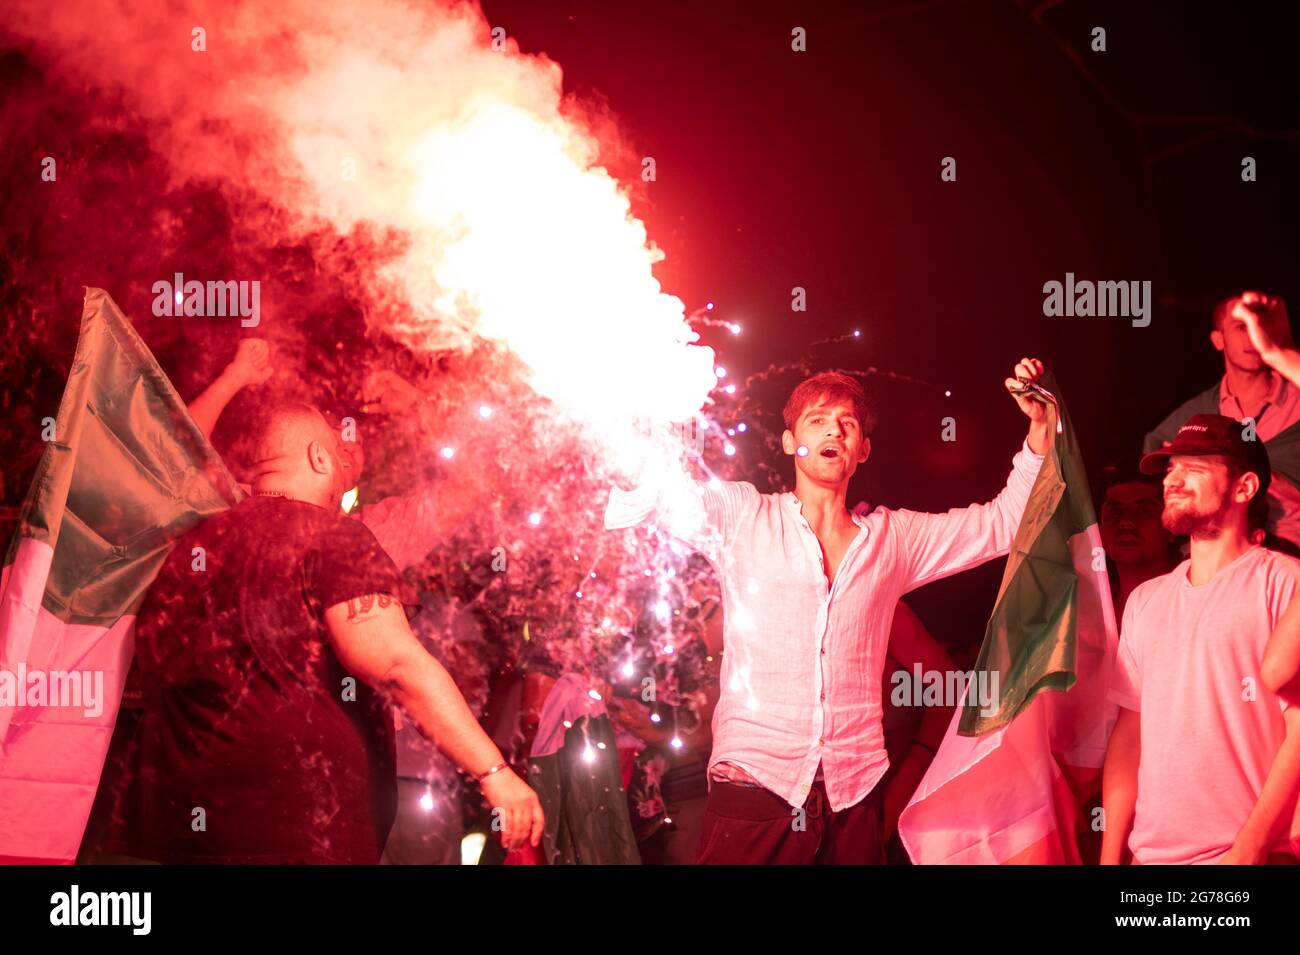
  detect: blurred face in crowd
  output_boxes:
[1101,480,1172,566]
[1213,298,1293,373]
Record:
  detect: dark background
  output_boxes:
[3,0,1298,646]
[478,0,1300,639]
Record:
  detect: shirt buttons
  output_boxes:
[820,690,826,701]
[800,784,810,795]
[818,738,825,747]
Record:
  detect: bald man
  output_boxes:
[108,400,542,863]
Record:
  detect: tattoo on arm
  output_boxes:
[345,593,396,622]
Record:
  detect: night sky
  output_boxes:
[476,0,1300,638]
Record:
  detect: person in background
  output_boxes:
[81,339,274,859]
[1103,414,1300,865]
[1144,291,1300,553]
[111,400,542,862]
[382,559,502,865]
[613,554,723,864]
[190,347,443,572]
[1098,464,1180,619]
[97,342,541,860]
[1227,299,1300,712]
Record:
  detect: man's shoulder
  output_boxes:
[321,507,393,557]
[224,497,380,552]
[231,495,332,525]
[1248,545,1300,590]
[1170,379,1223,416]
[856,501,914,530]
[715,478,762,495]
[1255,544,1300,569]
[705,478,765,507]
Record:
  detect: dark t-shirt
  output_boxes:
[122,495,414,863]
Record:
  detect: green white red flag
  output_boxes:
[0,288,240,863]
[898,370,1120,863]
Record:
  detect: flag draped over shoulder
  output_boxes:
[898,370,1119,864]
[0,288,241,864]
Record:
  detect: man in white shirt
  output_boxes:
[605,358,1051,863]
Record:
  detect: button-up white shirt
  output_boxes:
[605,441,1044,811]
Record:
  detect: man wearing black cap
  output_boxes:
[1102,414,1300,864]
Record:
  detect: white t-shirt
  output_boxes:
[1110,545,1300,864]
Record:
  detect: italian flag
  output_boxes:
[0,288,241,863]
[898,369,1120,863]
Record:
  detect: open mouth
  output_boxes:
[819,445,843,459]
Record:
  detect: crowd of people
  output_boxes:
[79,290,1300,865]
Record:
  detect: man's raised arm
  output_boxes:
[187,339,273,439]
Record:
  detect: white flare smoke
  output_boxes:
[8,0,717,442]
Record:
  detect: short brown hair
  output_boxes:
[1211,295,1238,331]
[782,371,876,435]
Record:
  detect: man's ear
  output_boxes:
[858,436,871,464]
[307,439,330,475]
[1236,471,1261,505]
[1210,329,1225,353]
[781,429,796,455]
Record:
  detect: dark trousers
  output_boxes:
[696,779,884,864]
